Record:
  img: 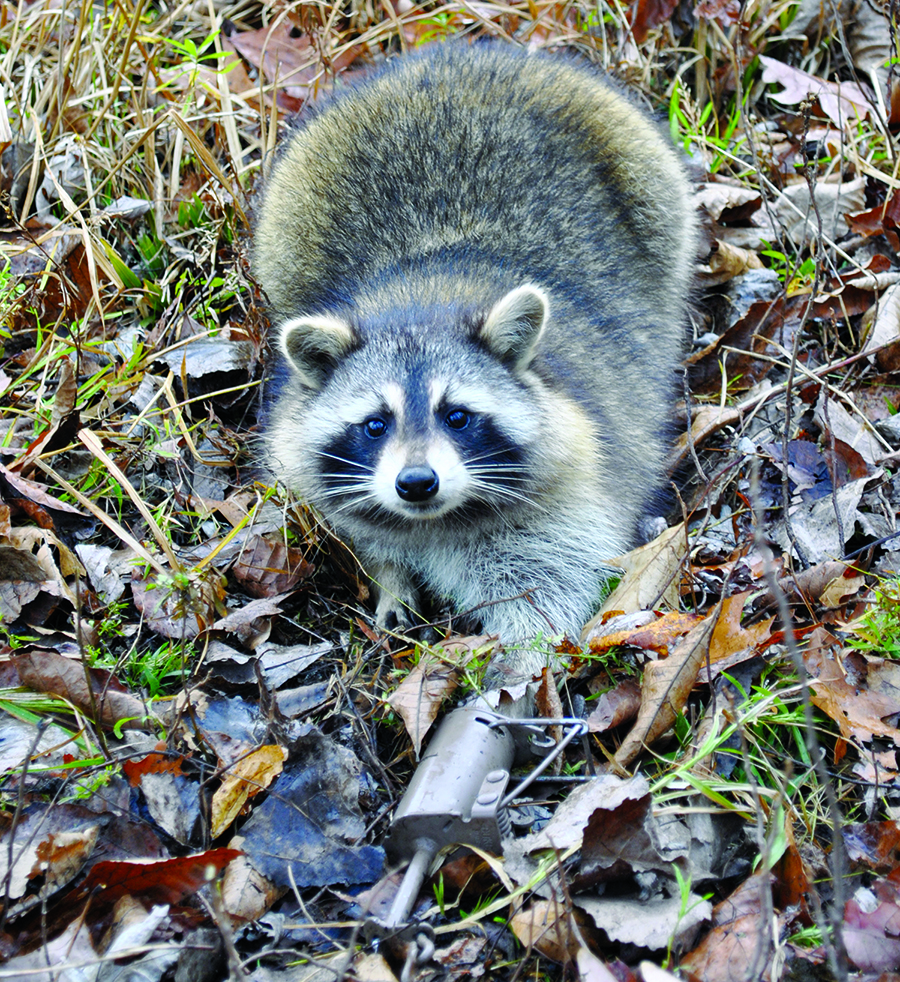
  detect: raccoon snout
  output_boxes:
[395,466,439,502]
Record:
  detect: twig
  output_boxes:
[750,460,849,981]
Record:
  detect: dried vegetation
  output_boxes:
[2,0,900,980]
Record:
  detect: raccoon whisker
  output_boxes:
[468,481,536,508]
[322,491,377,513]
[317,482,377,501]
[467,471,531,483]
[326,494,385,517]
[466,471,532,488]
[466,462,529,473]
[314,450,376,473]
[319,487,373,500]
[317,475,373,488]
[463,449,525,467]
[318,473,375,486]
[473,482,533,505]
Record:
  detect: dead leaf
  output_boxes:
[388,655,459,755]
[848,652,900,706]
[220,848,286,922]
[774,176,867,248]
[771,473,876,566]
[132,567,226,639]
[843,874,900,973]
[78,848,240,908]
[639,963,682,982]
[0,461,89,524]
[576,948,621,981]
[2,825,100,920]
[819,568,867,608]
[578,785,681,885]
[577,892,711,951]
[122,750,202,845]
[582,524,687,638]
[849,190,900,239]
[211,745,287,838]
[686,296,786,394]
[844,822,900,873]
[586,678,642,733]
[788,0,895,107]
[773,819,811,914]
[14,648,148,730]
[0,525,85,623]
[629,0,678,44]
[1,914,99,981]
[853,752,899,786]
[512,774,652,858]
[351,952,399,981]
[15,525,83,579]
[387,636,496,754]
[255,640,333,689]
[810,675,900,747]
[814,392,884,468]
[696,238,764,285]
[231,533,314,597]
[122,750,186,785]
[0,805,101,904]
[704,592,774,675]
[12,359,80,477]
[535,667,564,772]
[760,55,875,128]
[155,337,253,380]
[509,899,595,964]
[51,356,77,423]
[74,542,135,604]
[670,404,743,472]
[614,613,717,768]
[95,899,176,977]
[680,873,778,981]
[695,0,741,26]
[801,625,845,681]
[694,183,762,222]
[589,610,704,658]
[224,21,362,106]
[433,937,490,979]
[211,593,290,647]
[234,728,384,890]
[778,560,868,609]
[863,282,900,373]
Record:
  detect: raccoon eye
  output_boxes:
[363,417,388,439]
[445,408,471,430]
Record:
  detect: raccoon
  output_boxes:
[257,43,696,647]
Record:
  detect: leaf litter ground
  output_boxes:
[2,1,900,980]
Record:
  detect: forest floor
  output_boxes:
[2,0,900,980]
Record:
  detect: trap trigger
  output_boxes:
[487,716,589,807]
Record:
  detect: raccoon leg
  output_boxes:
[371,561,422,634]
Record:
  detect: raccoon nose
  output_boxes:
[396,466,439,502]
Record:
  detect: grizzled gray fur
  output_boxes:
[257,43,696,649]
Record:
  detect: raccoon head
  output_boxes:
[278,285,550,524]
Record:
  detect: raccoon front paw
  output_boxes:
[375,597,415,633]
[372,564,424,636]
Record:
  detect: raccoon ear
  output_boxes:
[481,284,549,370]
[279,315,356,389]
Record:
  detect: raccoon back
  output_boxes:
[254,44,695,333]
